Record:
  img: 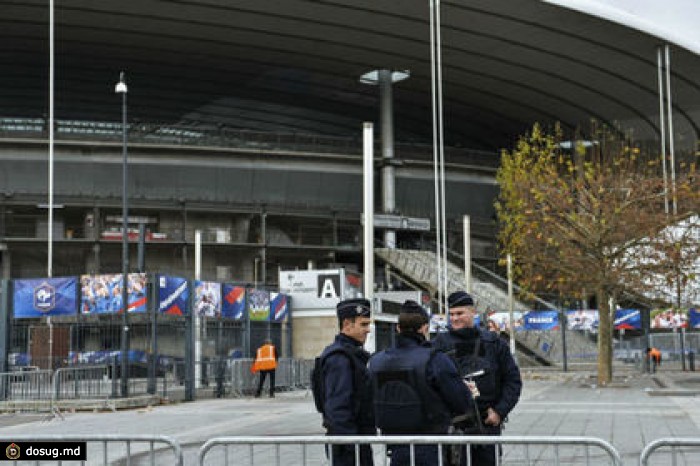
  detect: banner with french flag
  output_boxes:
[158,275,189,316]
[614,309,641,329]
[270,292,289,322]
[80,273,147,315]
[222,284,246,319]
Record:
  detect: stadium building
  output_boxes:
[1,1,699,363]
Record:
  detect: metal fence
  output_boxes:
[228,358,313,397]
[5,433,700,465]
[0,357,316,413]
[198,435,623,466]
[639,437,700,466]
[0,434,183,465]
[52,365,112,401]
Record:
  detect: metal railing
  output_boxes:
[0,434,183,465]
[228,358,312,397]
[0,117,500,166]
[52,365,111,401]
[198,435,623,466]
[0,369,53,400]
[639,437,700,466]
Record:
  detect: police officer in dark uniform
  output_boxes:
[319,298,375,466]
[369,300,474,466]
[433,291,522,466]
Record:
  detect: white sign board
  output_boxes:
[362,214,431,231]
[279,269,345,310]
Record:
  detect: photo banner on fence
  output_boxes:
[566,310,599,331]
[487,311,524,332]
[194,281,221,317]
[81,273,147,314]
[523,310,559,330]
[614,309,641,330]
[158,275,189,315]
[651,308,689,329]
[13,277,78,318]
[270,292,289,322]
[248,288,270,321]
[222,284,246,319]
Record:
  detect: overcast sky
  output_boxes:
[545,0,700,54]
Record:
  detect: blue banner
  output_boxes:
[222,284,246,319]
[689,308,700,329]
[81,274,147,314]
[13,277,78,318]
[158,275,189,315]
[194,281,221,317]
[523,311,559,330]
[614,309,641,330]
[270,292,289,322]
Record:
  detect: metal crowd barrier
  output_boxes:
[0,434,183,465]
[0,369,53,400]
[227,358,312,397]
[296,359,315,389]
[53,365,111,401]
[198,435,623,466]
[639,437,700,466]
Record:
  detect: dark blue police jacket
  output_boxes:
[369,333,473,434]
[433,327,522,423]
[320,333,374,435]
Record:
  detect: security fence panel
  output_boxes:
[229,358,257,397]
[295,359,315,390]
[155,314,189,399]
[198,435,623,466]
[0,434,183,465]
[640,437,700,466]
[52,365,111,400]
[0,370,53,412]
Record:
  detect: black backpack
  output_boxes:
[311,346,357,416]
[373,367,425,433]
[372,347,445,434]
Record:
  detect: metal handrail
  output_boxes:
[0,117,500,166]
[199,434,623,466]
[639,437,700,466]
[0,434,183,466]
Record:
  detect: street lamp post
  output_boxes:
[115,72,129,398]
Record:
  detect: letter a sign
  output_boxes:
[317,274,340,299]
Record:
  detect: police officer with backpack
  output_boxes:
[315,298,375,466]
[433,291,522,466]
[369,300,475,466]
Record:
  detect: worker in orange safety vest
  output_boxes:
[252,339,278,397]
[646,347,662,373]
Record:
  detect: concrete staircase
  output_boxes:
[376,248,599,366]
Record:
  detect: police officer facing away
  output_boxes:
[319,298,375,466]
[369,300,474,466]
[433,291,522,465]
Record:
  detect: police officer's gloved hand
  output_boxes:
[452,411,480,431]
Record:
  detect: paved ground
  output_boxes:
[0,369,699,465]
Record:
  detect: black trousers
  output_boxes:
[329,444,373,466]
[255,369,275,397]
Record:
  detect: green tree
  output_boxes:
[496,123,698,385]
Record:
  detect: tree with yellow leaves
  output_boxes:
[496,122,698,385]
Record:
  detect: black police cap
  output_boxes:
[336,298,371,320]
[401,300,430,323]
[447,291,474,308]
